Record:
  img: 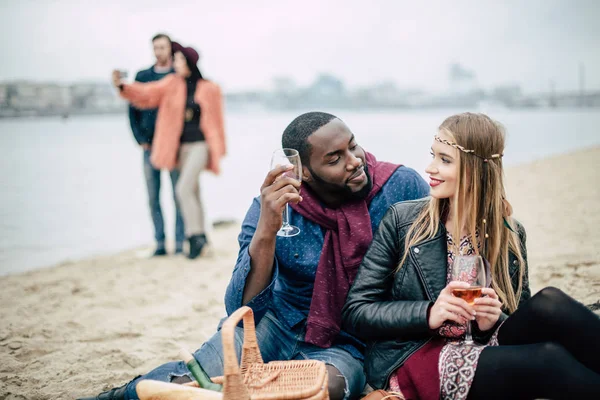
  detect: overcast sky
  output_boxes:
[1,0,599,92]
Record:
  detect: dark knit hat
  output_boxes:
[171,41,199,65]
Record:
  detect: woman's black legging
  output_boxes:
[468,287,600,399]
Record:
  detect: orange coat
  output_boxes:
[121,75,226,174]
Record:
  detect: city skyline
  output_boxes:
[1,0,600,93]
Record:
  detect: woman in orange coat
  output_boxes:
[112,43,226,259]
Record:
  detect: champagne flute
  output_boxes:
[270,148,302,237]
[451,255,487,345]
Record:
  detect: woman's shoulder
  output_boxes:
[154,74,180,91]
[387,198,430,226]
[160,74,178,84]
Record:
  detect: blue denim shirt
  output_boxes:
[224,166,430,359]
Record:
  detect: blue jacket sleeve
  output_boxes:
[405,167,430,200]
[128,71,147,145]
[386,166,430,203]
[224,197,279,321]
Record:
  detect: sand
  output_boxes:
[1,147,599,399]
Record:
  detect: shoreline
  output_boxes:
[1,146,599,399]
[1,144,598,280]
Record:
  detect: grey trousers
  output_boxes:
[175,142,208,237]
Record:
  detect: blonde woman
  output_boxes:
[342,113,600,399]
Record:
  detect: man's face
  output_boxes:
[304,119,372,203]
[153,37,172,65]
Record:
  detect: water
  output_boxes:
[1,109,599,275]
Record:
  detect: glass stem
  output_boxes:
[465,319,474,343]
[282,203,290,228]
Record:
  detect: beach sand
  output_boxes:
[1,147,599,399]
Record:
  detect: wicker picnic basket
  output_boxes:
[137,306,330,400]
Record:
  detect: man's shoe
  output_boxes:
[77,381,128,400]
[187,234,207,259]
[152,248,167,257]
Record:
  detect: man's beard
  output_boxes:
[307,163,373,203]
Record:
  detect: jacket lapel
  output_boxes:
[409,227,448,301]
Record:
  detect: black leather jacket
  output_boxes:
[342,199,530,389]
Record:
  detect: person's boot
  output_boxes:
[152,243,167,257]
[77,380,129,400]
[152,247,167,257]
[187,234,207,259]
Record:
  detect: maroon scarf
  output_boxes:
[291,152,400,347]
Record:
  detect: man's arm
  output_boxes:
[243,165,302,303]
[243,225,278,305]
[224,198,277,319]
[224,165,301,317]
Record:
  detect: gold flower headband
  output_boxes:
[434,135,503,163]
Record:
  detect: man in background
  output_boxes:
[129,33,185,256]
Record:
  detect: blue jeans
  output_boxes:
[125,310,366,400]
[143,150,185,249]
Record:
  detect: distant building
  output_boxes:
[302,74,347,107]
[448,63,478,95]
[310,74,345,98]
[70,82,125,112]
[39,84,71,111]
[272,76,297,95]
[0,84,7,109]
[8,82,45,111]
[353,81,416,108]
[491,85,523,107]
[0,81,126,117]
[268,76,299,109]
[0,82,70,113]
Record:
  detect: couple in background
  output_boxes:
[121,33,226,259]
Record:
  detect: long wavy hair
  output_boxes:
[398,113,525,312]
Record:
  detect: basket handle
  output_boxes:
[220,306,262,398]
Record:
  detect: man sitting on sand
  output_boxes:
[80,112,429,400]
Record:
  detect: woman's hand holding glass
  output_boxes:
[473,287,503,331]
[428,281,477,330]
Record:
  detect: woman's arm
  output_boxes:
[210,84,226,156]
[473,222,530,341]
[198,82,226,155]
[119,75,174,110]
[342,206,432,341]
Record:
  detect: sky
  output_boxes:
[1,0,599,93]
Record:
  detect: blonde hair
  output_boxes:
[398,113,525,312]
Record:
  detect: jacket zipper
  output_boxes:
[408,244,436,301]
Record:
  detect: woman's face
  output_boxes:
[425,130,460,200]
[173,52,190,77]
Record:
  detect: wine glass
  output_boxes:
[270,148,302,237]
[451,255,487,345]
